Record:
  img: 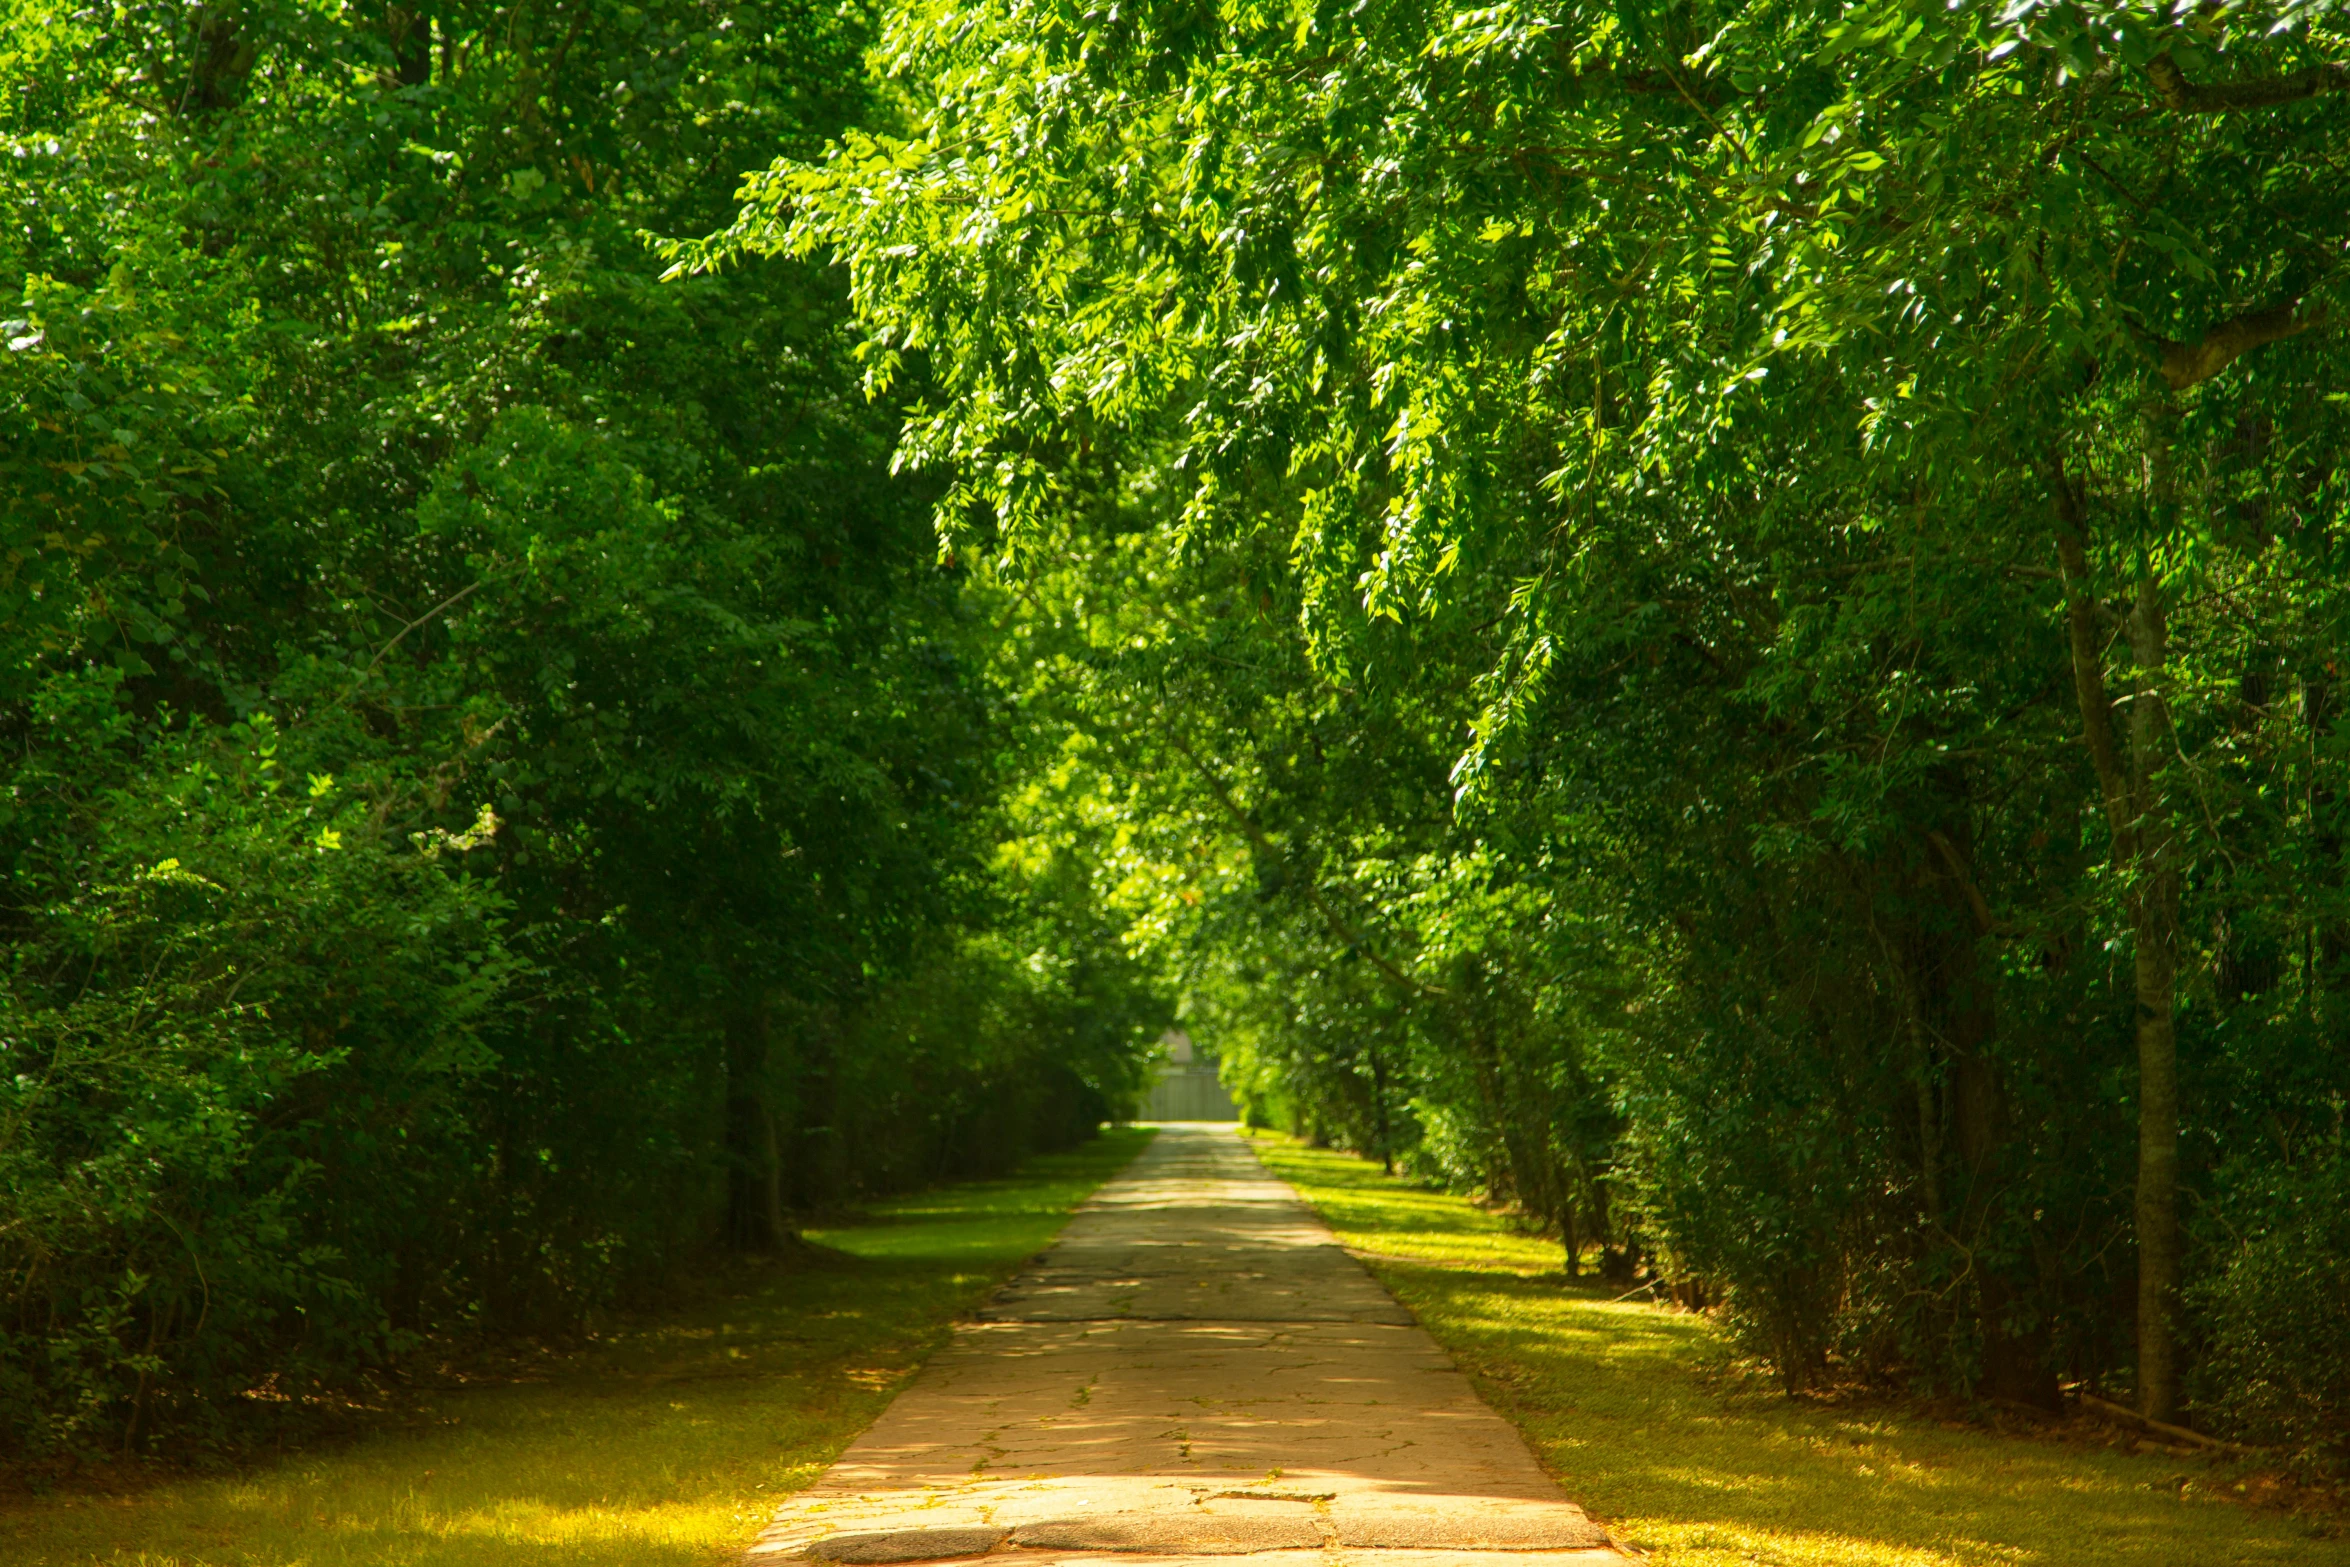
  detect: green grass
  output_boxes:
[0,1128,1154,1567]
[1245,1131,2346,1567]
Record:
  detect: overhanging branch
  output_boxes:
[2157,297,2328,390]
[2145,51,2349,113]
[1152,723,1443,1001]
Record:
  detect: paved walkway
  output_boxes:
[750,1124,1619,1567]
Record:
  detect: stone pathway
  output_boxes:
[749,1124,1619,1567]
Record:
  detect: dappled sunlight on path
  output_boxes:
[750,1125,1619,1566]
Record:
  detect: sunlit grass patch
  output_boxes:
[0,1129,1153,1567]
[1247,1132,2347,1567]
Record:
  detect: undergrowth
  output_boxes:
[0,1127,1152,1566]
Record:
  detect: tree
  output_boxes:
[716,0,2350,1425]
[0,0,1165,1456]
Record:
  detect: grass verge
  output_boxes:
[0,1127,1154,1567]
[1245,1131,2345,1567]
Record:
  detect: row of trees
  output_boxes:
[12,0,2349,1481]
[721,0,2350,1465]
[0,0,1164,1458]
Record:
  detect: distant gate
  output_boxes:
[1141,1030,1236,1121]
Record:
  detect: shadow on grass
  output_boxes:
[0,1128,1154,1567]
[1251,1135,2348,1567]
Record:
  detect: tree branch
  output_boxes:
[2156,297,2328,390]
[1925,831,1999,936]
[2145,51,2349,114]
[328,565,508,712]
[2049,460,2137,867]
[1152,723,1442,1000]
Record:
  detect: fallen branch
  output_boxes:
[2076,1392,2242,1453]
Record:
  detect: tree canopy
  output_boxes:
[700,0,2350,1450]
[9,0,2350,1476]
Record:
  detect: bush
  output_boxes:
[0,695,518,1456]
[2189,1149,2350,1474]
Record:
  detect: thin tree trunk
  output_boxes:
[2306,675,2347,988]
[1926,814,2061,1409]
[2051,446,2184,1422]
[2131,862,2182,1421]
[2129,400,2184,1421]
[724,1003,794,1253]
[1882,937,1944,1224]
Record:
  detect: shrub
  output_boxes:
[0,699,518,1456]
[2189,1149,2350,1474]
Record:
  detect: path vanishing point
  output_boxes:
[750,1124,1623,1567]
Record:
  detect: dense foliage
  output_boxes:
[14,0,2350,1483]
[712,0,2350,1466]
[0,0,1163,1459]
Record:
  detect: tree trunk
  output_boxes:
[187,6,258,111]
[1456,980,1551,1224]
[2126,574,2182,1423]
[1366,1039,1395,1175]
[2050,441,2183,1423]
[384,6,433,84]
[1927,816,2062,1410]
[2305,674,2348,988]
[724,1003,794,1253]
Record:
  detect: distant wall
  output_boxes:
[1143,1030,1237,1120]
[1144,1067,1237,1120]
